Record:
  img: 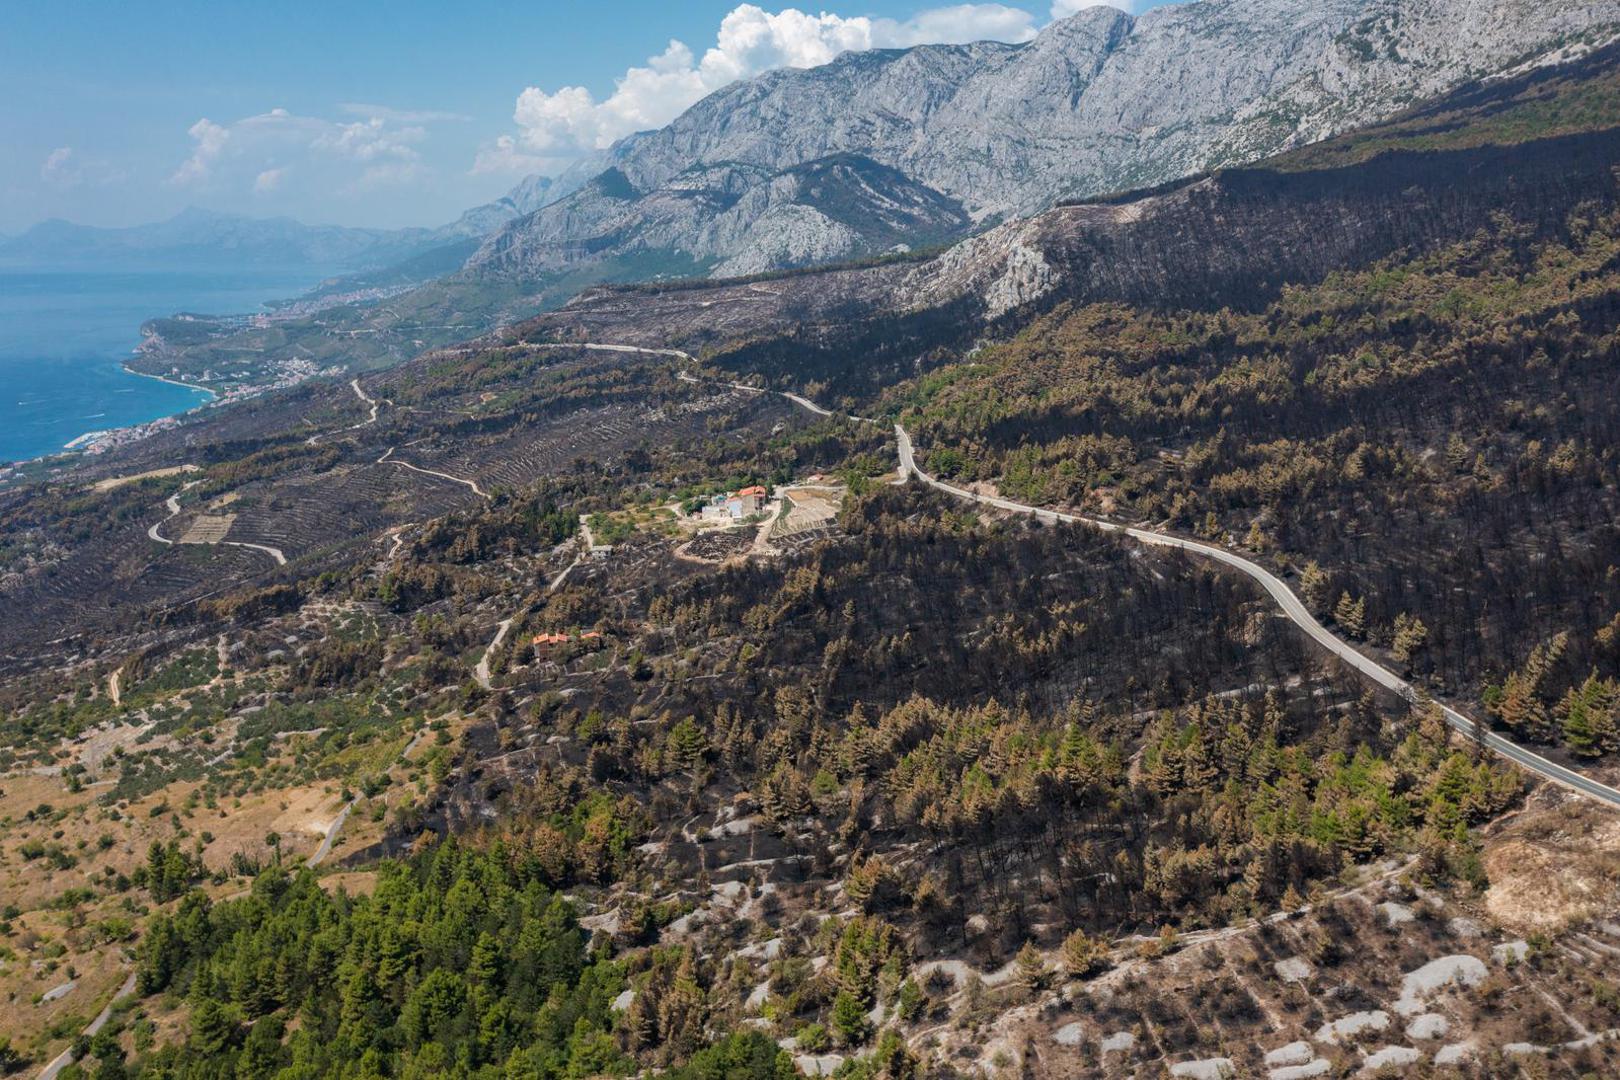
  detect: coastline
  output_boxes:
[1,265,321,466]
[121,363,217,400]
[52,364,218,455]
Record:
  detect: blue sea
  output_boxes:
[0,268,320,463]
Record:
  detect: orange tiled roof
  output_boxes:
[532,630,602,646]
[736,485,767,497]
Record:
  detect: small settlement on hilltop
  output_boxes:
[698,484,769,522]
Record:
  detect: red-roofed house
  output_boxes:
[532,629,603,660]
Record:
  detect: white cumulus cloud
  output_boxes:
[312,117,426,163]
[339,103,470,123]
[509,3,1041,155]
[167,107,448,198]
[40,147,78,185]
[253,167,287,194]
[470,134,562,176]
[43,145,127,188]
[170,118,231,185]
[877,3,1044,47]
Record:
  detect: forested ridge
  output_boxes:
[109,842,793,1080]
[902,202,1620,762]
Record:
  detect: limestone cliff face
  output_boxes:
[470,0,1620,282]
[524,37,1620,399]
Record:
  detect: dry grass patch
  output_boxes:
[1484,793,1620,935]
[90,465,198,492]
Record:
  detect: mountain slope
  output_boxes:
[118,0,1620,397]
[470,153,973,281]
[442,173,556,239]
[526,38,1620,395]
[470,0,1620,282]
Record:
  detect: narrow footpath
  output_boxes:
[377,447,490,499]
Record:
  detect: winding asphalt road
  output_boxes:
[146,481,287,565]
[37,973,137,1080]
[306,801,354,868]
[894,424,1620,810]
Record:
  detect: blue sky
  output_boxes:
[1,1,1177,233]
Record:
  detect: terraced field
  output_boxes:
[389,386,782,495]
[0,529,272,660]
[224,462,467,564]
[771,485,843,551]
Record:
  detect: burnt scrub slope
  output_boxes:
[518,45,1620,411]
[0,346,811,664]
[900,190,1620,766]
[398,484,1520,937]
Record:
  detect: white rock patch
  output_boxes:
[795,1053,846,1076]
[579,909,623,935]
[709,816,757,838]
[1100,1031,1136,1053]
[1271,1062,1330,1080]
[1361,1046,1421,1071]
[1405,1013,1450,1040]
[1274,956,1314,982]
[1378,901,1415,927]
[1493,940,1529,964]
[1434,1041,1475,1065]
[1393,955,1487,1016]
[1053,1021,1085,1046]
[40,981,76,1002]
[1170,1058,1234,1079]
[1264,1041,1314,1066]
[1316,1011,1390,1043]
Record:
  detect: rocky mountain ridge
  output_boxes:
[524,37,1620,401]
[470,0,1620,283]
